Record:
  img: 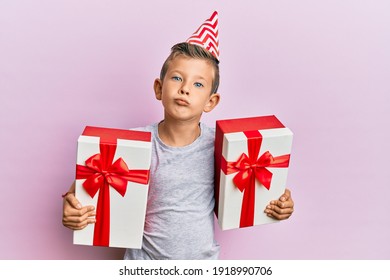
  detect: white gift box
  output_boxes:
[214,116,293,230]
[73,126,152,248]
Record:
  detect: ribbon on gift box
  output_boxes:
[76,140,150,247]
[221,130,290,228]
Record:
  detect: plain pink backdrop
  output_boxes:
[1,1,389,259]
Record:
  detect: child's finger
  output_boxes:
[65,193,82,209]
[279,188,291,202]
[265,206,293,220]
[63,218,95,230]
[266,204,294,215]
[270,199,294,209]
[63,205,95,218]
[266,211,292,220]
[63,211,96,229]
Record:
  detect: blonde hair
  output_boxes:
[160,42,220,94]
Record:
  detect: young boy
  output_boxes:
[62,11,294,260]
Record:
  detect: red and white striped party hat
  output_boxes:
[186,11,220,61]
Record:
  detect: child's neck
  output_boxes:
[158,119,201,147]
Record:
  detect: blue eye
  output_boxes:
[172,76,182,81]
[194,82,204,88]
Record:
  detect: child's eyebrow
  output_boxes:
[167,69,182,76]
[168,70,208,82]
[193,75,207,81]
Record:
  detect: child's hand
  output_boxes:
[62,182,96,230]
[264,188,294,220]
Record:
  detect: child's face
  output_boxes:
[154,55,219,122]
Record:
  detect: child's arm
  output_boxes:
[264,188,294,220]
[62,181,96,230]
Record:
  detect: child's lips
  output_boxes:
[174,98,189,106]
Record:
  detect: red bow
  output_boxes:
[222,131,290,228]
[76,143,149,246]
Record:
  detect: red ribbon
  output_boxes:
[221,130,290,228]
[76,142,150,246]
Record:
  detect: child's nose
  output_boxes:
[179,84,190,95]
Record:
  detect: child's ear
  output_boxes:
[203,93,220,113]
[154,78,163,100]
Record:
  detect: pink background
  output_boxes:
[1,1,389,260]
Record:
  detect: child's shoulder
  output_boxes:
[200,122,215,135]
[199,122,216,144]
[130,123,158,133]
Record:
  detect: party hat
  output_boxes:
[186,11,220,61]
